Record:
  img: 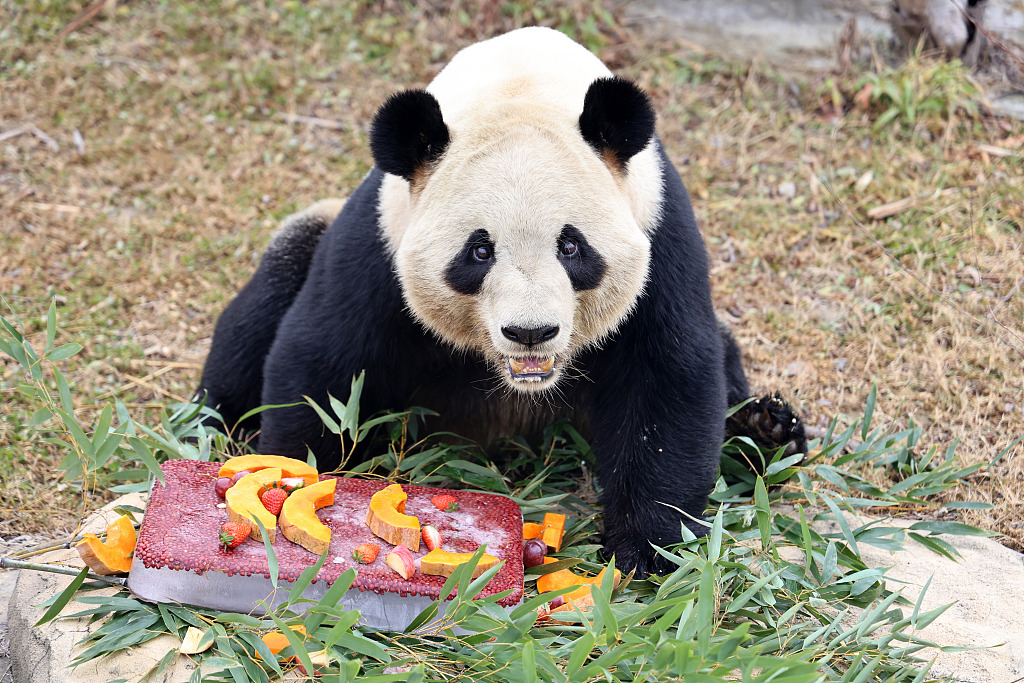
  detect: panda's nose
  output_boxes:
[501,325,559,347]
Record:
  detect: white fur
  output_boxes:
[377,28,663,392]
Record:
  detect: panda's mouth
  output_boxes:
[506,355,556,381]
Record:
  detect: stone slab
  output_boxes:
[5,493,211,683]
[810,513,1024,682]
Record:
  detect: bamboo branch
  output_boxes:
[0,556,127,586]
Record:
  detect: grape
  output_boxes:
[548,595,565,609]
[522,539,547,568]
[230,470,252,484]
[214,477,233,498]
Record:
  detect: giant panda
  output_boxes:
[196,27,805,576]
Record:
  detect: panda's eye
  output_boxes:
[471,244,493,262]
[559,239,578,257]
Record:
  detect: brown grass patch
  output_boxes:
[1,1,1021,544]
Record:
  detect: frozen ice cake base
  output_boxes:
[129,460,524,630]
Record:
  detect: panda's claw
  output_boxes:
[725,392,807,474]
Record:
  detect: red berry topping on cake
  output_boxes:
[431,494,458,512]
[260,487,288,516]
[352,543,380,564]
[421,525,442,551]
[219,521,250,549]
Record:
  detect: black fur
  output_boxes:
[444,229,495,295]
[196,209,334,437]
[558,224,606,291]
[578,78,656,167]
[197,83,804,578]
[720,322,751,408]
[369,90,450,181]
[725,393,807,473]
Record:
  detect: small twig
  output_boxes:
[866,188,958,220]
[277,112,346,130]
[96,364,176,400]
[0,556,127,586]
[10,536,84,560]
[57,0,117,39]
[29,125,60,152]
[0,126,28,143]
[24,201,82,214]
[130,359,203,370]
[975,144,1018,158]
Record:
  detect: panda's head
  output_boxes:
[371,75,661,394]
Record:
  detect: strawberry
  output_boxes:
[352,543,380,564]
[421,525,442,551]
[431,494,458,512]
[219,521,250,549]
[260,487,288,516]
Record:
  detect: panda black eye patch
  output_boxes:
[558,225,606,291]
[445,229,495,295]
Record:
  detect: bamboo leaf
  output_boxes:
[35,567,89,626]
[287,546,330,606]
[305,395,341,434]
[251,516,278,588]
[754,477,770,548]
[128,436,165,485]
[45,299,56,354]
[47,342,83,362]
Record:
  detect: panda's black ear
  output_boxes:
[370,90,450,182]
[578,78,656,168]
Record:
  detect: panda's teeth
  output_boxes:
[507,355,555,378]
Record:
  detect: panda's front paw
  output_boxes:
[604,534,684,579]
[725,392,807,472]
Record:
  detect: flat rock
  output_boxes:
[7,493,210,683]
[809,513,1024,682]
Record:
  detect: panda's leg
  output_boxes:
[719,322,808,469]
[255,170,414,470]
[590,343,726,577]
[195,199,344,438]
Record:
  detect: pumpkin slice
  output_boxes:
[536,557,580,593]
[76,514,137,575]
[536,560,620,611]
[551,567,621,612]
[365,484,420,551]
[539,513,566,551]
[226,468,283,542]
[218,454,319,486]
[420,548,500,579]
[258,626,307,660]
[279,478,336,555]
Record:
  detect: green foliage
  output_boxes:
[855,54,980,131]
[0,298,225,496]
[2,301,995,681]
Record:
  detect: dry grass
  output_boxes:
[1,1,1021,545]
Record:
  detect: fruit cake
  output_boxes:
[129,459,524,631]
